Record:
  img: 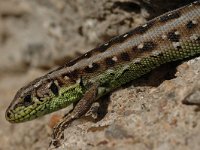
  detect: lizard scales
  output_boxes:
[5,1,200,145]
[6,1,200,123]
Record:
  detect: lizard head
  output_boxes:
[5,76,58,123]
[5,75,83,123]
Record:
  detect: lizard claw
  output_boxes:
[49,126,65,149]
[49,139,62,149]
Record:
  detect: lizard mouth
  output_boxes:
[5,101,48,123]
[5,109,22,123]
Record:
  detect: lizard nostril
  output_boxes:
[6,110,11,119]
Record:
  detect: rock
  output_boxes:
[0,0,199,150]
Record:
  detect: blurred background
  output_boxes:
[0,0,199,150]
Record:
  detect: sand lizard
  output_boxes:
[5,1,200,148]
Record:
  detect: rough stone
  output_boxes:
[0,0,199,150]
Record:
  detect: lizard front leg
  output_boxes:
[49,83,99,148]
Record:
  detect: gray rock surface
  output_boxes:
[0,0,199,150]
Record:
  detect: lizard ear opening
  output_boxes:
[49,82,59,96]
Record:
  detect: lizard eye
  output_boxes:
[49,82,59,96]
[23,94,33,106]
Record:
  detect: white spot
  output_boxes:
[133,58,141,63]
[142,24,148,27]
[188,3,193,7]
[89,63,93,68]
[172,42,181,49]
[192,20,198,25]
[46,82,52,88]
[168,13,172,16]
[162,34,167,40]
[123,65,129,70]
[76,78,82,84]
[137,43,144,49]
[151,51,162,56]
[175,31,180,35]
[123,34,128,38]
[104,43,109,46]
[112,56,118,62]
[34,81,41,88]
[54,80,59,85]
[107,69,114,74]
[64,76,70,80]
[190,34,199,40]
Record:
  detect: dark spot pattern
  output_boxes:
[139,41,156,51]
[112,34,127,43]
[176,45,182,49]
[49,82,59,95]
[132,46,137,52]
[61,17,155,66]
[159,11,180,22]
[167,31,180,42]
[186,21,197,29]
[95,20,155,53]
[54,77,66,86]
[83,52,92,58]
[120,52,130,61]
[105,57,116,67]
[84,63,100,73]
[97,43,111,52]
[64,70,79,79]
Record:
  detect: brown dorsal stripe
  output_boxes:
[167,30,180,42]
[97,44,110,52]
[64,69,79,80]
[97,33,131,53]
[84,63,100,73]
[186,20,197,29]
[111,34,127,43]
[67,58,80,67]
[120,52,130,61]
[131,20,155,34]
[66,51,93,67]
[159,11,180,22]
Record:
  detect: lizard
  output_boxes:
[5,1,200,148]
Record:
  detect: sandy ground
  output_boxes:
[0,0,199,150]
